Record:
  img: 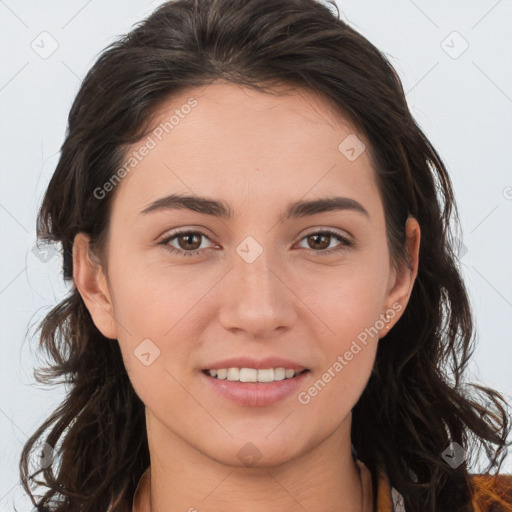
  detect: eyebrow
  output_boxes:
[139,193,370,222]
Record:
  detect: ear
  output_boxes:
[381,216,421,334]
[72,232,118,340]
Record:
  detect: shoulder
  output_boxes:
[469,473,512,512]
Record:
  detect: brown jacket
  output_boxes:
[361,460,512,511]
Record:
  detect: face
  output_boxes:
[74,82,419,468]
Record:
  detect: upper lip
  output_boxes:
[202,357,308,372]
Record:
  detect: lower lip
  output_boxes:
[201,370,311,407]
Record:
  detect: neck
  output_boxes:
[133,411,366,512]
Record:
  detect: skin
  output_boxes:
[73,82,420,512]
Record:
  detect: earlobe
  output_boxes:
[72,232,118,340]
[382,216,421,333]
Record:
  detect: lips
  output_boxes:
[202,356,308,372]
[201,367,311,407]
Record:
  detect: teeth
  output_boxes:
[207,367,301,382]
[285,369,295,378]
[240,368,257,382]
[257,368,274,382]
[227,368,239,381]
[274,368,285,381]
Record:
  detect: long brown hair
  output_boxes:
[19,0,511,510]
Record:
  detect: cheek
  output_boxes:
[301,321,378,422]
[297,262,384,409]
[307,261,388,338]
[106,250,210,381]
[107,244,199,333]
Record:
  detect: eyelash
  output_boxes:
[158,229,353,257]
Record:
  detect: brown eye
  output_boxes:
[298,229,353,255]
[307,233,331,251]
[159,230,213,256]
[176,233,202,251]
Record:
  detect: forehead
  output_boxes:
[111,82,381,221]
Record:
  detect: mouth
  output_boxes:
[200,367,311,407]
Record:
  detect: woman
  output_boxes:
[20,0,512,511]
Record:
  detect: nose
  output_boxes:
[217,244,298,339]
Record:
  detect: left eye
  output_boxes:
[159,229,352,257]
[159,230,214,256]
[297,230,353,255]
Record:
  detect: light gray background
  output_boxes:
[1,1,511,510]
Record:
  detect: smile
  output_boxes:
[201,368,311,407]
[204,367,308,382]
